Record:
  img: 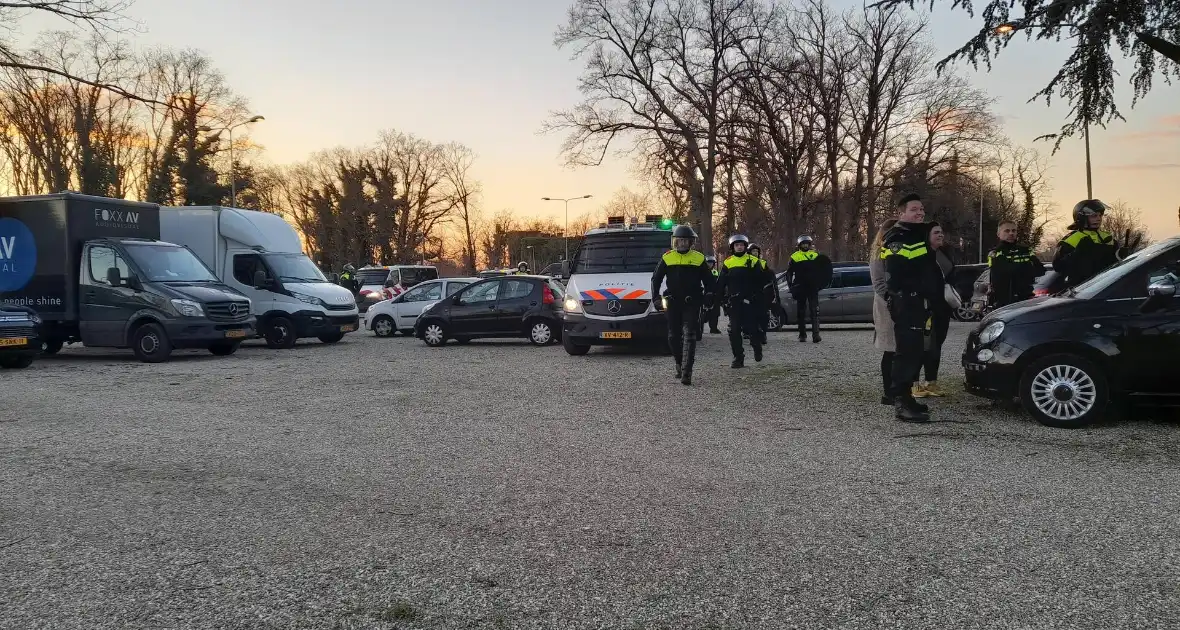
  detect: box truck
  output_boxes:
[160,206,359,348]
[0,193,256,362]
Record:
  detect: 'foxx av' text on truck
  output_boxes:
[560,216,675,355]
[0,193,256,362]
[160,206,360,348]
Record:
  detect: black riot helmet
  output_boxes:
[1072,199,1108,229]
[748,243,761,257]
[671,224,697,253]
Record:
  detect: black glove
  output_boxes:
[703,293,715,309]
[653,297,664,312]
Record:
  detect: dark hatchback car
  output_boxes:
[963,236,1180,428]
[0,305,42,369]
[414,275,564,347]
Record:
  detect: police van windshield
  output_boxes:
[572,233,668,274]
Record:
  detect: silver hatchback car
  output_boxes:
[770,265,874,329]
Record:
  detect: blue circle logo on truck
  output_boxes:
[0,217,37,292]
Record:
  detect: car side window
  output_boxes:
[458,281,500,305]
[401,284,428,302]
[842,270,871,288]
[501,279,535,300]
[232,254,264,286]
[445,281,470,296]
[421,283,443,301]
[827,272,843,289]
[88,246,130,285]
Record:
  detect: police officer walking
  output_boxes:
[718,235,772,368]
[698,255,722,337]
[785,235,828,343]
[987,220,1045,307]
[339,263,358,293]
[652,225,714,385]
[747,243,776,344]
[880,194,942,422]
[1053,199,1137,288]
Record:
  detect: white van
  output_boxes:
[160,206,359,348]
[559,216,674,355]
[354,265,439,312]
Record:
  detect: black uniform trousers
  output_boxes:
[666,302,701,375]
[889,293,929,398]
[699,302,720,334]
[795,291,820,338]
[726,300,762,358]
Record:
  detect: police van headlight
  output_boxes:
[563,297,581,313]
[978,320,1005,345]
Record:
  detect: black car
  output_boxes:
[414,275,564,347]
[0,306,42,369]
[963,236,1180,428]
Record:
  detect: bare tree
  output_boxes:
[441,144,481,274]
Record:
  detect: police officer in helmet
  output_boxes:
[1053,199,1138,288]
[698,255,721,337]
[652,225,714,385]
[786,235,829,343]
[516,261,530,275]
[880,194,941,422]
[717,234,772,368]
[339,263,358,293]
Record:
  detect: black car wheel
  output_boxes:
[131,323,173,363]
[421,321,447,347]
[371,315,395,338]
[42,338,63,355]
[318,332,345,344]
[1019,353,1109,429]
[208,342,240,356]
[0,354,35,369]
[264,316,298,349]
[528,319,555,346]
[562,335,590,356]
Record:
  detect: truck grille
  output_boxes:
[325,303,355,312]
[0,325,34,339]
[206,301,252,323]
[583,299,650,317]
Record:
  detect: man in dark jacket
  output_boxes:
[698,255,722,337]
[652,225,714,385]
[1053,199,1126,288]
[785,235,830,343]
[880,193,942,422]
[987,221,1045,307]
[717,235,774,368]
[338,264,358,294]
[747,243,776,344]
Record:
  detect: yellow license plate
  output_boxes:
[600,331,631,339]
[340,324,356,332]
[0,337,27,347]
[224,329,247,339]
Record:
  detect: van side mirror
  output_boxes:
[106,266,121,286]
[126,274,143,292]
[253,269,270,290]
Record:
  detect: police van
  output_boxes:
[560,215,675,355]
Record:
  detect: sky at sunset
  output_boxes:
[22,0,1180,240]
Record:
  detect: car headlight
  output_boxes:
[978,320,1005,345]
[291,291,325,307]
[563,297,581,313]
[171,299,204,317]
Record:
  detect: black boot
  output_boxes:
[680,371,693,386]
[812,334,822,343]
[674,362,682,379]
[731,356,745,368]
[753,345,763,362]
[894,397,931,423]
[798,333,807,342]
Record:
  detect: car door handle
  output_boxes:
[827,295,839,300]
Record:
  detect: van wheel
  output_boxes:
[0,354,35,369]
[132,323,173,363]
[371,315,395,338]
[563,335,590,356]
[264,316,298,349]
[208,342,240,356]
[319,332,345,344]
[1019,353,1109,429]
[42,339,63,355]
[421,321,447,347]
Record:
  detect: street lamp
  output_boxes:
[993,21,1092,198]
[198,114,265,207]
[541,194,592,262]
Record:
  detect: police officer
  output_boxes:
[1053,199,1136,288]
[987,221,1045,307]
[746,243,776,344]
[516,261,531,275]
[880,194,941,422]
[718,235,772,368]
[698,255,722,337]
[786,235,826,343]
[339,264,358,293]
[652,225,714,385]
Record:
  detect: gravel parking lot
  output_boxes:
[3,322,1180,629]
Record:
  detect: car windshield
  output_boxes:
[264,253,327,283]
[399,267,438,286]
[356,269,389,286]
[124,243,218,282]
[1071,239,1178,299]
[573,232,668,274]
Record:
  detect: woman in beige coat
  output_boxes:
[870,219,899,404]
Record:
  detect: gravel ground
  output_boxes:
[2,321,1180,630]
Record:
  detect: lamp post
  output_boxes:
[541,194,592,261]
[198,114,265,207]
[994,21,1092,197]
